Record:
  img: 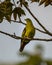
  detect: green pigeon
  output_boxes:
[19,18,35,52]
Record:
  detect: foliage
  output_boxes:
[17,55,42,65]
[46,60,52,65]
[31,0,52,7]
[0,0,13,23]
[16,44,52,65]
[0,0,52,23]
[13,7,25,20]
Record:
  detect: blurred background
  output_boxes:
[0,0,52,65]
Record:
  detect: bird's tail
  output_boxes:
[19,43,25,52]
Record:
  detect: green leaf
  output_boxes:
[13,12,17,20]
[0,11,4,23]
[0,18,3,23]
[13,7,25,20]
[20,0,25,7]
[0,0,13,23]
[39,0,51,7]
[5,15,11,23]
[45,0,50,7]
[23,1,28,6]
[5,0,11,1]
[39,0,45,5]
[31,0,40,2]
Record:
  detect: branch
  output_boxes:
[0,30,52,41]
[11,20,26,25]
[23,3,52,36]
[35,28,48,34]
[13,0,16,7]
[11,20,51,35]
[4,18,47,35]
[4,17,51,36]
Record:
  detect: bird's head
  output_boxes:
[25,18,32,24]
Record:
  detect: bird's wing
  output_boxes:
[24,28,35,38]
[22,27,26,37]
[20,27,26,52]
[21,27,31,44]
[28,29,35,38]
[21,27,26,42]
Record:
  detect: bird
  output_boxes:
[19,18,35,52]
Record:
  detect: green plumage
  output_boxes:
[19,18,35,52]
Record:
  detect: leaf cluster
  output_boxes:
[31,0,52,7]
[17,45,52,65]
[0,0,26,23]
[0,0,52,23]
[0,0,13,23]
[13,7,25,20]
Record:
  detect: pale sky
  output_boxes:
[0,1,52,63]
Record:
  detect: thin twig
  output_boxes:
[13,0,16,7]
[11,20,26,25]
[11,20,51,35]
[23,3,52,36]
[4,18,50,35]
[0,30,52,41]
[9,19,51,35]
[35,28,48,34]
